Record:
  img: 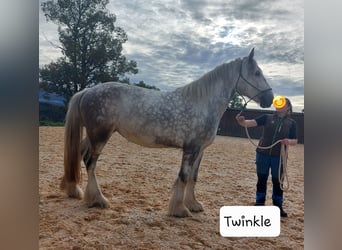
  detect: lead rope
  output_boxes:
[243,124,289,191]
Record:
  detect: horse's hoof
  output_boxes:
[168,204,192,217]
[61,179,84,199]
[85,195,110,209]
[186,201,204,213]
[88,202,110,209]
[87,200,110,208]
[174,210,192,218]
[68,188,84,200]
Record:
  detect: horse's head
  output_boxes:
[235,48,274,108]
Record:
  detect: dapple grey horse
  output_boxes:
[61,48,273,217]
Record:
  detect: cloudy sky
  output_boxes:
[39,0,304,112]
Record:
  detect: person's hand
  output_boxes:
[235,115,245,125]
[281,139,290,145]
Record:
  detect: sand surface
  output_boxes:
[39,127,304,249]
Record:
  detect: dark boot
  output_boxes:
[272,178,287,217]
[279,206,288,217]
[255,191,266,206]
[272,199,288,217]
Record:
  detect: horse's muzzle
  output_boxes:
[260,91,274,108]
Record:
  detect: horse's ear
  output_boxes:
[248,48,255,62]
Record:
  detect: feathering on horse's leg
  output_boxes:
[184,180,203,212]
[60,177,84,199]
[83,131,112,208]
[168,176,191,217]
[168,148,201,217]
[184,151,204,212]
[84,153,110,208]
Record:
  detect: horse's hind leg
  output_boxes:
[82,130,112,208]
[168,146,201,217]
[184,151,204,212]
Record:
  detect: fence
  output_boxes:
[217,109,304,144]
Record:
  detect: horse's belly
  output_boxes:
[117,130,181,149]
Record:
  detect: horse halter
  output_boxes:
[235,59,272,115]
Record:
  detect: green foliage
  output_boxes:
[40,0,138,103]
[39,120,65,126]
[134,81,160,91]
[228,92,244,109]
[39,102,66,123]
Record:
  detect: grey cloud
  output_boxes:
[270,79,304,97]
[179,0,210,22]
[179,0,287,23]
[227,0,292,21]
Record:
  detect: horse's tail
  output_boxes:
[60,90,86,197]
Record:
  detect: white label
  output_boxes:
[220,206,280,237]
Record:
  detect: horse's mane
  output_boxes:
[174,58,242,101]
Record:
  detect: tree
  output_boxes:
[228,92,244,109]
[40,0,138,105]
[134,81,160,91]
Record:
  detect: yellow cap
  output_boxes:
[273,95,286,109]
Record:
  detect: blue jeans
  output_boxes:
[255,152,283,206]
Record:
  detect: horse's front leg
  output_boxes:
[184,151,204,213]
[168,146,201,217]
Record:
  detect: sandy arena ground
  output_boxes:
[39,127,304,249]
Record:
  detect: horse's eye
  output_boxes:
[255,70,260,76]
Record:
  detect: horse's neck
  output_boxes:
[176,58,241,114]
